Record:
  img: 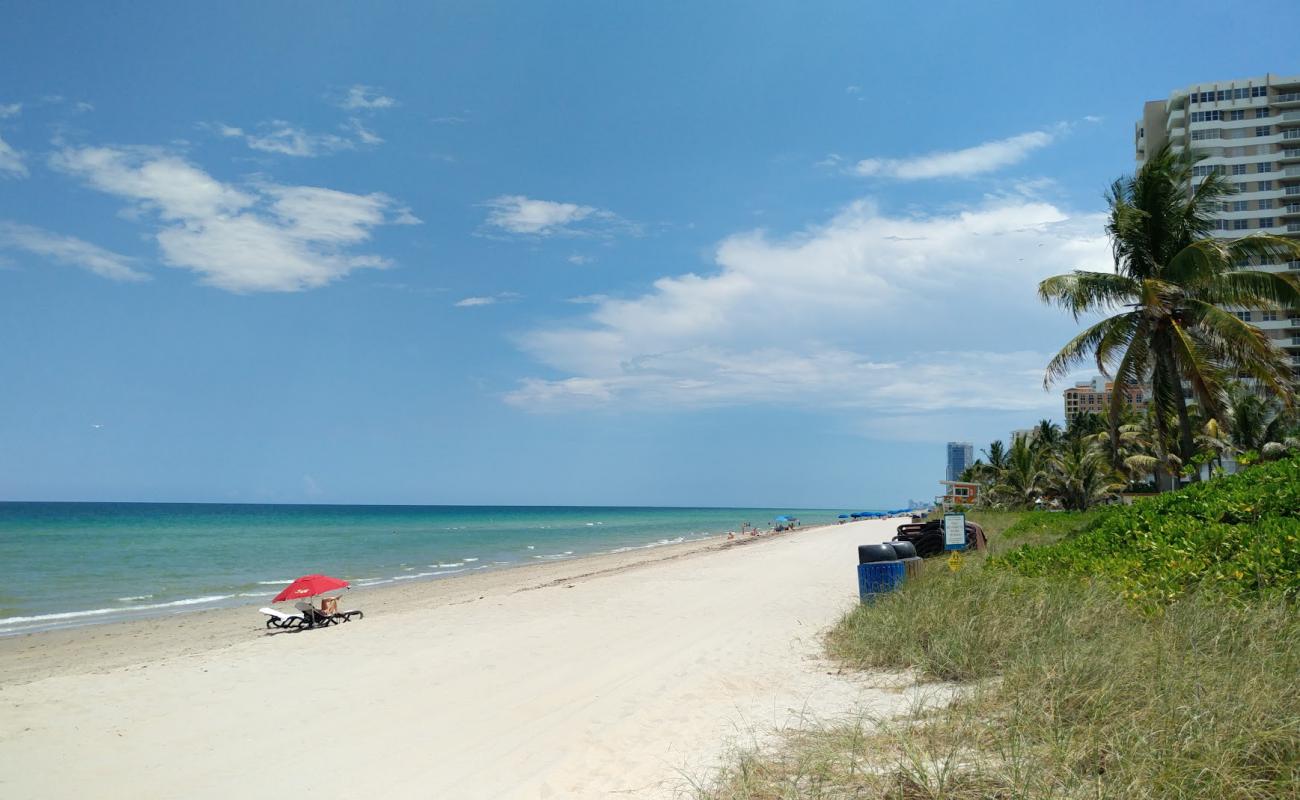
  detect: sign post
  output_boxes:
[943,512,967,551]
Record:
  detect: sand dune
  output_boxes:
[0,518,925,799]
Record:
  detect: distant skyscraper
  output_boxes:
[946,441,974,481]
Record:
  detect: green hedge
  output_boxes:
[995,457,1300,606]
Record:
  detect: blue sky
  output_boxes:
[2,1,1297,506]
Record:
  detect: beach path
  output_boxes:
[0,519,909,799]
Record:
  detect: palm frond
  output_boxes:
[1037,272,1141,319]
[1043,313,1136,388]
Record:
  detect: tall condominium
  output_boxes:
[945,441,973,482]
[1135,73,1300,376]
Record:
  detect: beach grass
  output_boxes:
[697,505,1300,799]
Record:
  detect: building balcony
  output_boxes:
[1279,111,1300,127]
[1276,92,1300,107]
[1255,317,1300,330]
[1283,148,1300,163]
[1284,129,1300,141]
[1281,165,1300,181]
[1283,203,1300,217]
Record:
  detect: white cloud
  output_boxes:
[845,85,862,94]
[0,134,27,177]
[50,145,419,292]
[0,103,21,118]
[482,195,634,238]
[484,195,595,235]
[455,292,520,308]
[852,130,1055,180]
[0,221,146,281]
[348,118,383,145]
[505,197,1110,417]
[567,254,594,265]
[339,85,395,111]
[244,121,353,157]
[212,117,383,157]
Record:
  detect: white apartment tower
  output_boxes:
[1135,73,1300,376]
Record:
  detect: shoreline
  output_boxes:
[0,521,840,687]
[0,517,909,799]
[0,504,852,638]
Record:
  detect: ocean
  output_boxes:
[0,503,861,635]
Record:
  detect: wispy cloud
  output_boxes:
[216,120,356,158]
[852,130,1055,180]
[0,221,146,281]
[455,292,520,308]
[567,254,594,265]
[505,196,1109,416]
[339,85,395,111]
[0,134,26,177]
[845,85,862,94]
[347,118,383,145]
[481,195,635,238]
[0,103,21,119]
[50,145,419,292]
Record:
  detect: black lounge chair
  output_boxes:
[295,602,340,629]
[260,607,304,629]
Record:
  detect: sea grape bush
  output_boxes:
[994,457,1300,606]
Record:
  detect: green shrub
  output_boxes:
[995,457,1300,605]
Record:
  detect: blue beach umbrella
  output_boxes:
[837,514,849,519]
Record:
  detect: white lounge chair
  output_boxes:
[259,607,304,629]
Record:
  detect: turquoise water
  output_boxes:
[0,503,861,635]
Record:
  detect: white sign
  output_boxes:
[943,512,967,550]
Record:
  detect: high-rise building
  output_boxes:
[1135,73,1300,377]
[946,441,973,481]
[1063,376,1150,419]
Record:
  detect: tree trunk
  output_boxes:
[1156,332,1198,484]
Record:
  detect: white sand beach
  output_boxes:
[0,518,924,799]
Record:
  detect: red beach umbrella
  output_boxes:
[273,574,350,603]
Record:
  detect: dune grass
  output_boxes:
[697,496,1300,799]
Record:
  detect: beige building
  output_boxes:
[1063,376,1149,419]
[1135,74,1300,376]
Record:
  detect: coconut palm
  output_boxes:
[1046,437,1123,511]
[982,440,1008,473]
[1221,381,1300,460]
[1029,419,1063,454]
[991,435,1047,508]
[1038,144,1300,484]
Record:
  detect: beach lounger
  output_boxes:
[294,602,339,629]
[333,608,364,622]
[259,607,304,629]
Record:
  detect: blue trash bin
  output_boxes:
[857,561,906,602]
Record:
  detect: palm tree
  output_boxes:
[1046,437,1123,511]
[1039,144,1300,484]
[991,435,1047,508]
[1221,381,1300,460]
[982,440,1008,473]
[1030,419,1063,454]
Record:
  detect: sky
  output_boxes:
[2,1,1297,507]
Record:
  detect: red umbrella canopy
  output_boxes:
[273,575,350,603]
